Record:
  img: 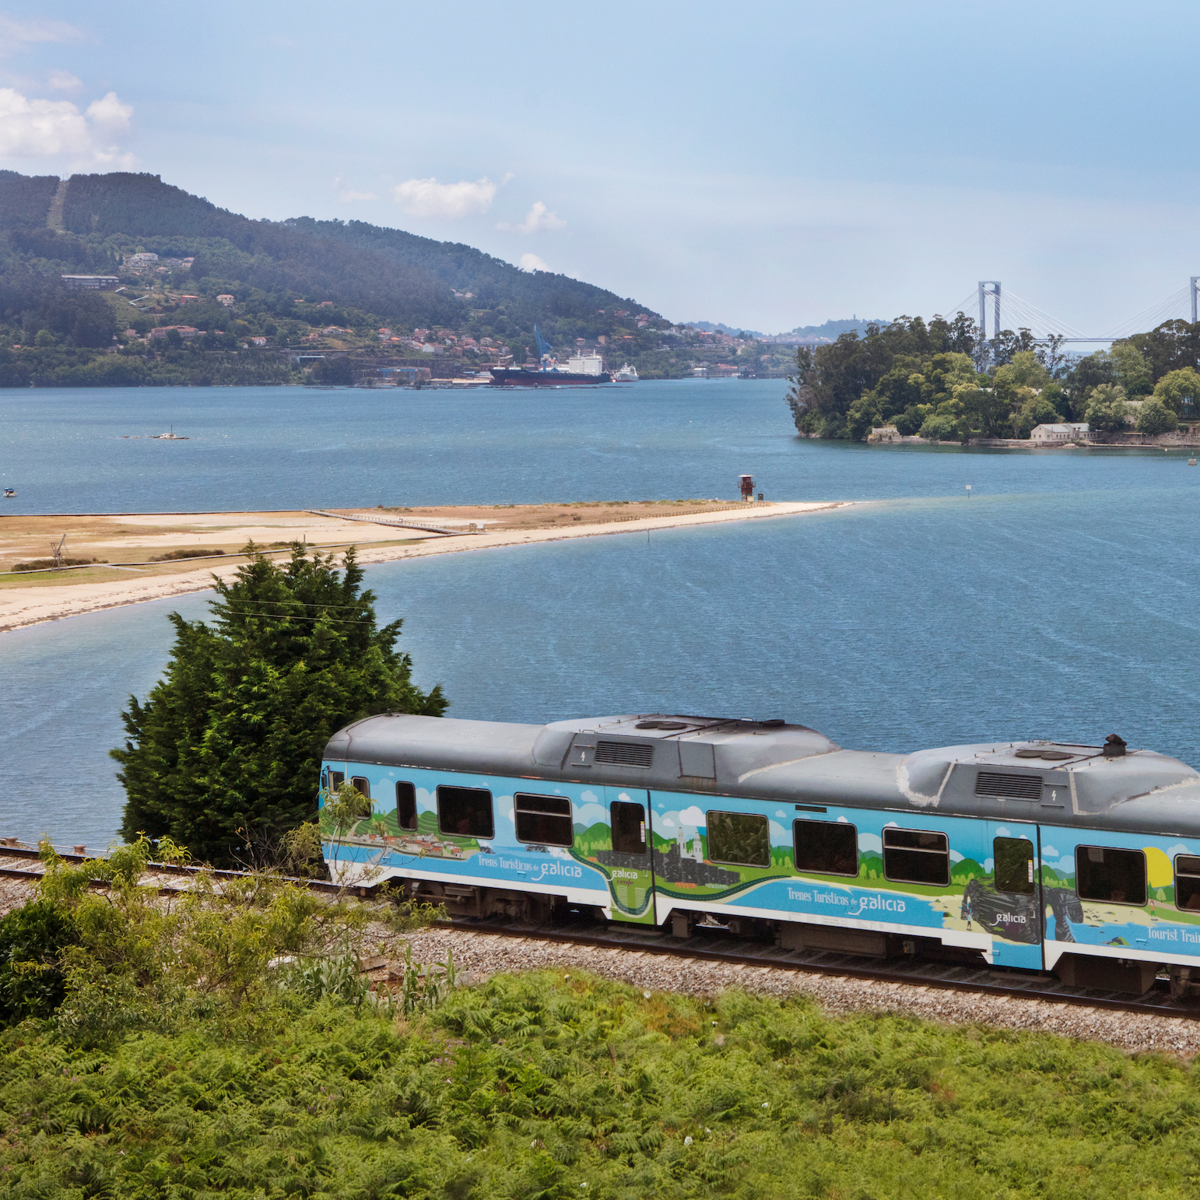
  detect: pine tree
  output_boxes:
[112,545,445,866]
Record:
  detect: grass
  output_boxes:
[2,970,1199,1198]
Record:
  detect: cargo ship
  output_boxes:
[489,326,612,386]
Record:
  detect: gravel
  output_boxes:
[393,926,1200,1058]
[5,867,1198,1059]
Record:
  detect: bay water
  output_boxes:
[1,380,1196,848]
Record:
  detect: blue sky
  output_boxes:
[2,1,1198,333]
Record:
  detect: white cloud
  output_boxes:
[0,87,134,165]
[340,189,378,202]
[676,806,705,827]
[393,175,497,218]
[574,802,606,828]
[47,69,80,92]
[0,16,84,57]
[519,252,548,272]
[497,200,566,234]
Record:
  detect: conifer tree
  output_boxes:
[112,545,445,866]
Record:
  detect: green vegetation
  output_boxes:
[787,313,1200,442]
[2,841,1199,1196]
[147,548,226,561]
[11,556,103,571]
[4,902,1200,1200]
[0,169,689,386]
[112,544,446,868]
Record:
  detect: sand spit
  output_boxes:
[0,500,842,632]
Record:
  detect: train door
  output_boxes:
[604,788,657,925]
[980,823,1043,970]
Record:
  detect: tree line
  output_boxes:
[785,314,1200,442]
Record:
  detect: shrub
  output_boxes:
[13,556,103,571]
[148,547,225,561]
[0,899,78,1023]
[1136,396,1178,436]
[918,412,959,441]
[1085,382,1131,431]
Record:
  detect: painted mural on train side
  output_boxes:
[318,769,1200,967]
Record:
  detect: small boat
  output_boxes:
[3,489,14,498]
[613,363,639,382]
[151,424,189,440]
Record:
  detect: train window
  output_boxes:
[1076,845,1146,906]
[994,837,1035,894]
[437,786,494,840]
[1175,855,1200,911]
[611,801,647,855]
[350,776,370,799]
[883,828,950,886]
[793,819,858,876]
[707,810,770,868]
[328,771,345,792]
[395,782,417,832]
[515,793,574,847]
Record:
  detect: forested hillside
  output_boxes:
[0,169,672,387]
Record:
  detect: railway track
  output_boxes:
[0,845,371,897]
[5,844,1199,1020]
[434,916,1200,1020]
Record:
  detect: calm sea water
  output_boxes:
[0,379,1194,511]
[1,381,1197,848]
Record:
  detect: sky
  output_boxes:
[2,0,1199,334]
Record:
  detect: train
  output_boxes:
[320,712,1200,995]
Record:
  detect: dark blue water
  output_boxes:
[1,380,1194,512]
[1,381,1197,848]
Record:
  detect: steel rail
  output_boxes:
[3,844,1197,1018]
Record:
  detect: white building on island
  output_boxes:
[1030,422,1092,444]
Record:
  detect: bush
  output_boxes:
[1136,396,1178,435]
[148,548,225,561]
[918,413,959,441]
[13,556,103,571]
[0,899,78,1023]
[310,356,354,385]
[1085,382,1131,431]
[894,407,923,435]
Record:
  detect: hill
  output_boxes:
[0,169,681,387]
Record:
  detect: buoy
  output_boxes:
[1190,458,1197,467]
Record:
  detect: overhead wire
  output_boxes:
[927,283,1195,343]
[1102,287,1191,340]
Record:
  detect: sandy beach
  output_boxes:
[0,500,842,633]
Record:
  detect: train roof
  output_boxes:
[325,714,1200,835]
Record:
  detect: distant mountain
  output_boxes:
[684,320,765,337]
[787,317,886,339]
[684,317,888,340]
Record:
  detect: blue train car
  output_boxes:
[321,713,1200,994]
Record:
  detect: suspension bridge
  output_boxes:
[936,279,1200,345]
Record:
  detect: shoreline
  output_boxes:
[0,500,843,633]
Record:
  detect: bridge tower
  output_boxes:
[1191,276,1199,325]
[977,281,1000,367]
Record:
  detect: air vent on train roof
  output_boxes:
[595,740,655,768]
[976,770,1042,800]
